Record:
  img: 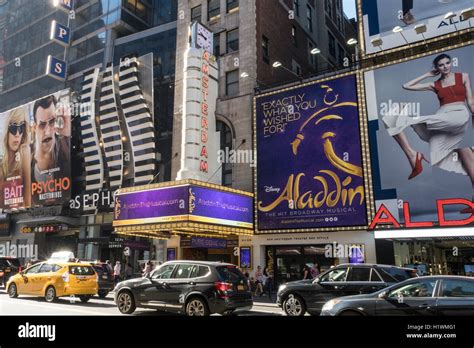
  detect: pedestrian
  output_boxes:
[303,264,313,280]
[125,263,133,280]
[254,266,264,296]
[263,267,274,300]
[142,261,152,277]
[310,263,320,279]
[113,261,121,285]
[105,260,113,273]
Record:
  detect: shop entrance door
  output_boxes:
[275,255,304,285]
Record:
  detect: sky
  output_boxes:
[343,0,357,20]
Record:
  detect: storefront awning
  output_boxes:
[113,179,254,239]
[16,216,80,226]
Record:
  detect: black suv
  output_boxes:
[0,257,21,287]
[80,261,114,298]
[277,263,417,316]
[114,261,253,316]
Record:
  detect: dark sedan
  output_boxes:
[321,275,474,316]
[277,264,417,316]
[114,260,252,316]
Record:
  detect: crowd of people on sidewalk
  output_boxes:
[111,260,160,286]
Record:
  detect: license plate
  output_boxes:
[102,275,108,279]
[237,285,244,291]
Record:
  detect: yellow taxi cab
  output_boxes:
[6,261,98,303]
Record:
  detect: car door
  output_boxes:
[140,263,177,308]
[17,263,42,294]
[164,263,196,311]
[435,278,474,315]
[30,263,55,294]
[309,266,349,312]
[375,279,438,316]
[345,266,373,295]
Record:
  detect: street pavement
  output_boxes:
[0,287,283,316]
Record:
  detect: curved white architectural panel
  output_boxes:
[119,56,155,185]
[99,62,123,194]
[80,68,104,212]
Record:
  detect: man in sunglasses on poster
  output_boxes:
[31,95,71,205]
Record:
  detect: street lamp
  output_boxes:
[271,61,302,81]
[370,37,384,51]
[392,26,409,44]
[461,8,474,27]
[310,48,336,69]
[444,11,458,30]
[346,38,364,61]
[414,24,428,49]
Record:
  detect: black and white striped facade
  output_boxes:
[118,56,155,185]
[99,63,123,194]
[80,68,104,213]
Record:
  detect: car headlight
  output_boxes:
[322,299,340,312]
[278,284,287,292]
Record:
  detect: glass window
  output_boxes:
[226,28,239,53]
[227,0,239,13]
[191,5,201,22]
[174,264,194,279]
[24,263,42,274]
[216,121,233,186]
[262,36,269,63]
[214,33,220,56]
[320,267,349,282]
[151,264,176,279]
[208,0,220,20]
[191,266,210,278]
[307,5,313,32]
[69,266,95,275]
[226,70,239,96]
[441,280,474,297]
[217,266,246,282]
[378,267,416,282]
[293,0,299,16]
[39,264,55,273]
[347,267,371,282]
[328,32,336,57]
[291,25,297,46]
[389,280,436,298]
[370,269,383,282]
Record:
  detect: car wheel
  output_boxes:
[98,290,109,298]
[339,310,363,316]
[117,290,136,314]
[79,295,91,303]
[45,286,57,303]
[283,294,306,316]
[185,297,209,316]
[8,283,18,298]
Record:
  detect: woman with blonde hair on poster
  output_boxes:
[0,107,31,208]
[383,53,474,214]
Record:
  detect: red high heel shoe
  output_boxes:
[408,152,429,180]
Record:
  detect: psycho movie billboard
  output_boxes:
[255,74,368,232]
[365,45,474,229]
[361,0,472,54]
[0,89,72,210]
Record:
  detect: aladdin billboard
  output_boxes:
[255,74,369,232]
[364,44,474,229]
[360,0,473,55]
[0,90,71,210]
